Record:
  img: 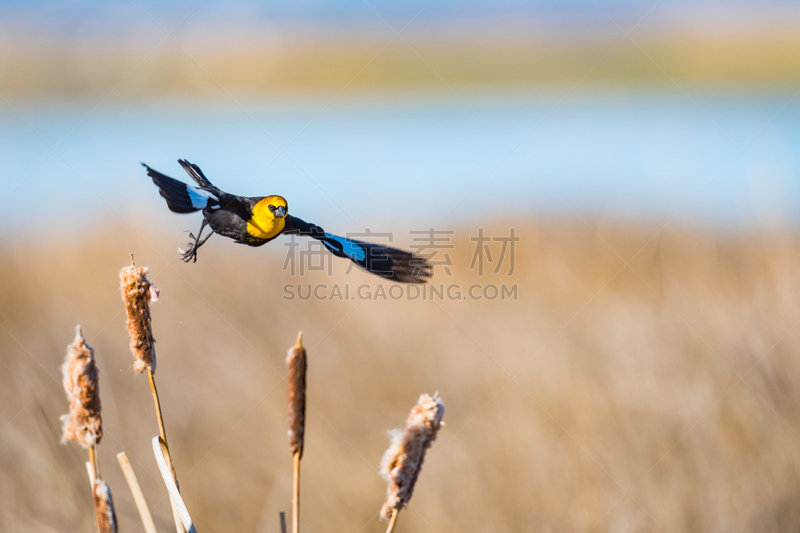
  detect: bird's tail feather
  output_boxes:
[142,163,217,214]
[317,232,431,283]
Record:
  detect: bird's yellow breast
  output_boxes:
[246,197,286,240]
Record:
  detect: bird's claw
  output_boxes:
[179,223,209,264]
[179,242,199,263]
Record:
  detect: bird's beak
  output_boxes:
[275,206,287,218]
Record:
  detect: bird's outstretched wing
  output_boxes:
[284,215,431,283]
[178,159,218,192]
[141,163,219,214]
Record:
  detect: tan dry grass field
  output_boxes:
[2,219,800,532]
[4,30,800,100]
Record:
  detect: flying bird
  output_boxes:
[142,160,430,283]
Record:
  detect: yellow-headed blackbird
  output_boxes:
[142,160,431,283]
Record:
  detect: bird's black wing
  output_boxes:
[142,163,219,214]
[175,159,259,216]
[283,215,431,283]
[178,159,219,192]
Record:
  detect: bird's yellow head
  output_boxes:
[261,195,288,220]
[247,195,288,240]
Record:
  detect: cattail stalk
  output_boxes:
[153,437,197,533]
[380,393,445,528]
[292,453,301,533]
[119,261,184,533]
[279,511,288,533]
[386,509,399,533]
[148,366,183,533]
[86,461,96,486]
[147,368,170,448]
[286,332,306,533]
[88,444,99,481]
[117,452,158,533]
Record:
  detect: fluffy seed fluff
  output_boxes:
[93,479,118,533]
[286,332,306,458]
[60,326,102,448]
[380,393,445,521]
[119,265,159,374]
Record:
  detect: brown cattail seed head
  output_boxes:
[380,393,445,521]
[119,265,159,374]
[286,332,306,458]
[60,326,102,448]
[93,479,118,533]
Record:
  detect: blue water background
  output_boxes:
[2,91,799,243]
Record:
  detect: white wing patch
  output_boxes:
[187,187,217,209]
[325,233,366,262]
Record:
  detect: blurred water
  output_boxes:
[2,91,799,241]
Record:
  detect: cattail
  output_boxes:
[286,332,306,533]
[119,264,159,374]
[93,479,119,533]
[60,326,102,448]
[380,393,445,523]
[286,332,306,458]
[61,327,117,530]
[120,261,183,533]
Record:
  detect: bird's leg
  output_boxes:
[180,220,212,263]
[193,231,213,257]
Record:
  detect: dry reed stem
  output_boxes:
[385,509,399,533]
[153,437,197,533]
[119,264,159,374]
[380,393,445,521]
[147,368,170,448]
[92,479,118,533]
[148,352,184,533]
[116,452,157,533]
[60,326,102,448]
[89,445,99,481]
[292,452,301,533]
[85,461,95,488]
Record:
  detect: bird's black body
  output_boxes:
[142,160,431,283]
